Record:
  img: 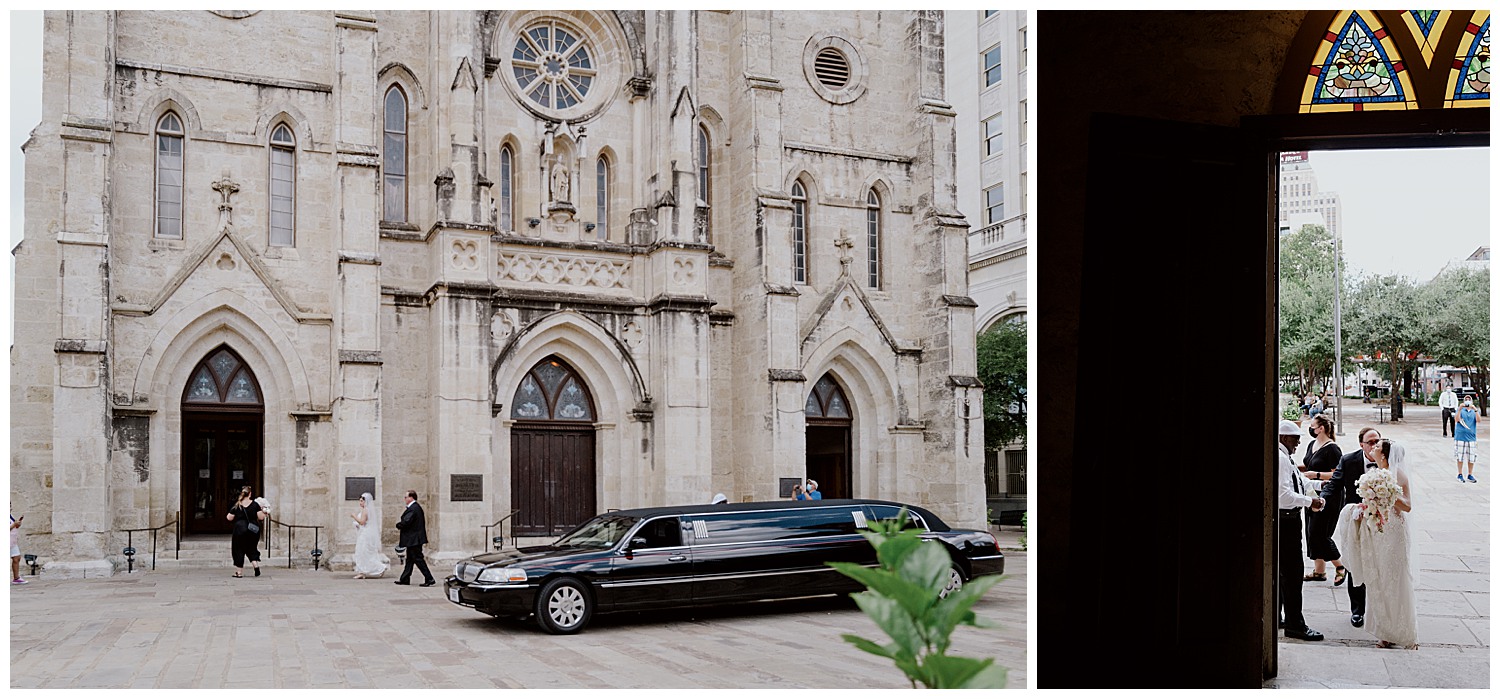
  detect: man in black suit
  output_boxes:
[394,489,436,587]
[1320,426,1379,627]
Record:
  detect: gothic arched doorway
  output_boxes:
[805,373,853,499]
[181,345,265,536]
[510,356,597,536]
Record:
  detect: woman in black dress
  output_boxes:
[1300,414,1345,584]
[226,486,266,578]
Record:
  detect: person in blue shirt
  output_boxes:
[794,479,823,500]
[1454,397,1481,483]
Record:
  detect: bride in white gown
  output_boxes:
[1333,439,1418,649]
[350,493,389,579]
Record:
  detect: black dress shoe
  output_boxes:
[1351,614,1364,627]
[394,580,410,585]
[1286,627,1325,641]
[420,580,437,587]
[1278,617,1286,629]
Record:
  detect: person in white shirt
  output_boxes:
[1439,384,1459,437]
[1277,419,1325,642]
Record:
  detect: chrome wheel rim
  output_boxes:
[940,568,963,599]
[548,586,585,627]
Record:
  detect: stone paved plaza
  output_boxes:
[1267,401,1489,689]
[8,550,1026,689]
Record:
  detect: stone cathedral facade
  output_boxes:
[11,10,985,576]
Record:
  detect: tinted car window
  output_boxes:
[865,505,927,530]
[693,508,860,544]
[635,517,682,548]
[555,514,640,548]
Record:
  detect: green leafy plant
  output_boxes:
[1282,400,1302,421]
[828,514,1006,688]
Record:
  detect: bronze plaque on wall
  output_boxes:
[779,477,802,498]
[451,474,483,502]
[345,477,376,501]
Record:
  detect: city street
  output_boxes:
[8,547,1026,689]
[1268,399,1489,689]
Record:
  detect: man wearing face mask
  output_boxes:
[1277,419,1325,641]
[1322,426,1380,627]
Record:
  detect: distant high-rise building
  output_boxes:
[948,10,1027,519]
[1278,151,1343,237]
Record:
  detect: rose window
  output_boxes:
[512,22,596,110]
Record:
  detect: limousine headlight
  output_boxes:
[476,566,528,583]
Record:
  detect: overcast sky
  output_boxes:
[1303,147,1490,282]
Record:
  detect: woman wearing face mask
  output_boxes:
[1299,413,1344,583]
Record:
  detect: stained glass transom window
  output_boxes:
[1401,10,1453,64]
[1301,11,1418,112]
[509,357,595,422]
[1446,12,1490,107]
[805,375,852,421]
[183,347,263,408]
[513,21,597,111]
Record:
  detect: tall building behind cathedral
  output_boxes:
[11,10,985,575]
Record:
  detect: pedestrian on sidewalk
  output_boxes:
[11,515,27,585]
[394,490,436,587]
[1454,397,1480,483]
[1439,384,1458,437]
[226,486,266,578]
[1322,426,1380,628]
[1278,419,1325,642]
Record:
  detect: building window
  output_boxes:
[984,114,1003,157]
[984,10,998,19]
[866,190,881,289]
[499,145,514,232]
[383,86,408,222]
[697,125,712,241]
[595,156,609,241]
[155,112,184,239]
[512,20,596,111]
[1021,27,1027,68]
[1020,100,1028,145]
[985,185,1004,224]
[984,45,1003,87]
[792,181,808,284]
[268,124,295,247]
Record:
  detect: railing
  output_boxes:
[120,515,180,572]
[481,510,521,552]
[264,518,325,570]
[968,214,1028,256]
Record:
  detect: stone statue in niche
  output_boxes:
[551,163,572,203]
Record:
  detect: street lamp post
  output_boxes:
[1333,230,1343,436]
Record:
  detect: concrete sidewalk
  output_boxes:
[1267,399,1489,689]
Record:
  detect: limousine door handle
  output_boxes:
[667,555,687,562]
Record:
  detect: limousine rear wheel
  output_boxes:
[939,564,965,599]
[536,577,594,634]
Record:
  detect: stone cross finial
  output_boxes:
[833,229,855,274]
[212,171,240,232]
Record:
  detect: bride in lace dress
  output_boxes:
[350,493,389,579]
[1333,439,1418,649]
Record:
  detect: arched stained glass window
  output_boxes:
[383,86,408,222]
[155,112,185,239]
[1301,11,1417,112]
[805,374,852,422]
[183,346,264,410]
[1284,10,1487,112]
[1446,12,1490,108]
[510,357,595,422]
[596,156,609,241]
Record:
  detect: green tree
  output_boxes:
[1278,224,1342,395]
[1424,267,1490,415]
[977,318,1026,452]
[1345,273,1429,421]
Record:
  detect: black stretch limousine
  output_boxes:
[443,499,1004,634]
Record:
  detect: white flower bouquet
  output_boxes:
[1355,467,1400,533]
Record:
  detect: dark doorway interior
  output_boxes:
[180,345,265,537]
[806,425,852,499]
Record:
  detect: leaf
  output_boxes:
[849,590,926,658]
[959,661,1009,689]
[896,539,951,597]
[918,654,1005,689]
[841,633,898,661]
[929,574,1003,652]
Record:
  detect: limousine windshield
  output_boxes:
[554,513,640,549]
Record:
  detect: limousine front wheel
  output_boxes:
[536,577,594,634]
[939,565,965,599]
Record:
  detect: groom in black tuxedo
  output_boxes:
[394,489,436,587]
[1321,426,1380,627]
